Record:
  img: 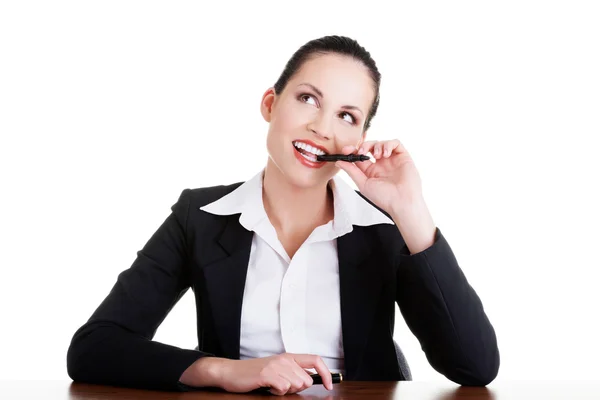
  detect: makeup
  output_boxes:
[316,154,371,162]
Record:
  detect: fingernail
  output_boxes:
[358,147,365,154]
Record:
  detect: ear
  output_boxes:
[260,88,276,122]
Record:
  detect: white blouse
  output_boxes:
[200,169,394,373]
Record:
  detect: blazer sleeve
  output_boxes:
[66,188,212,391]
[395,227,500,386]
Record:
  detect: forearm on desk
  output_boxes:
[179,357,229,388]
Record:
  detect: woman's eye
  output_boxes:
[299,94,356,125]
[299,94,317,105]
[340,112,356,124]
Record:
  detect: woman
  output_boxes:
[66,35,499,395]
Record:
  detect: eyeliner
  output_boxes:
[316,154,370,162]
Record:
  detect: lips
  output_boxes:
[293,140,329,155]
[292,142,326,168]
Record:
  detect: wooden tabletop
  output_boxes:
[2,380,600,399]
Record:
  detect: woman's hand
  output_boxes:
[336,139,437,254]
[185,353,333,395]
[336,140,423,216]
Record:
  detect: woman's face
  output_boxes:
[261,53,375,189]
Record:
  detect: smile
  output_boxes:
[293,141,327,163]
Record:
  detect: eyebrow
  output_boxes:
[297,83,364,116]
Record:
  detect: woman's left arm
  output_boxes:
[337,140,500,386]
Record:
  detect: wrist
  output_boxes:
[179,356,230,388]
[390,192,426,219]
[390,196,436,255]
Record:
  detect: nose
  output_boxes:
[307,113,332,140]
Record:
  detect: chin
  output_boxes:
[286,172,320,189]
[266,146,333,189]
[285,163,333,189]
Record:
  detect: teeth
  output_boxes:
[293,141,326,156]
[300,152,318,162]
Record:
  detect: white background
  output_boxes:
[1,0,599,384]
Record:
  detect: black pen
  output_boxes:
[310,372,343,385]
[316,154,370,162]
[254,373,343,393]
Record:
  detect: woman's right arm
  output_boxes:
[67,187,334,394]
[66,188,211,391]
[179,353,334,395]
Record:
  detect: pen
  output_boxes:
[316,154,371,162]
[310,372,343,385]
[254,373,343,393]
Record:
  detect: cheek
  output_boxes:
[266,109,296,148]
[275,100,314,129]
[265,126,281,152]
[336,127,364,148]
[265,124,292,161]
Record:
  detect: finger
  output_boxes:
[383,140,397,157]
[373,142,384,159]
[278,369,307,394]
[391,139,409,155]
[354,156,373,175]
[311,357,334,391]
[268,375,292,396]
[357,140,378,155]
[277,356,311,393]
[290,365,314,392]
[341,145,357,155]
[293,355,333,391]
[336,161,367,191]
[383,139,406,157]
[393,139,409,154]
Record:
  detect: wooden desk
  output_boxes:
[2,380,600,399]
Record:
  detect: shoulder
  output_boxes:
[175,181,245,209]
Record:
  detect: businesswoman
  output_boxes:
[66,35,500,395]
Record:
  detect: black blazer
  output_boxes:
[66,182,500,391]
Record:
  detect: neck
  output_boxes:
[262,160,333,233]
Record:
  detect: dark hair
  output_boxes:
[273,35,381,132]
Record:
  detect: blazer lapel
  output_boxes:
[337,225,384,380]
[198,212,387,375]
[200,213,253,360]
